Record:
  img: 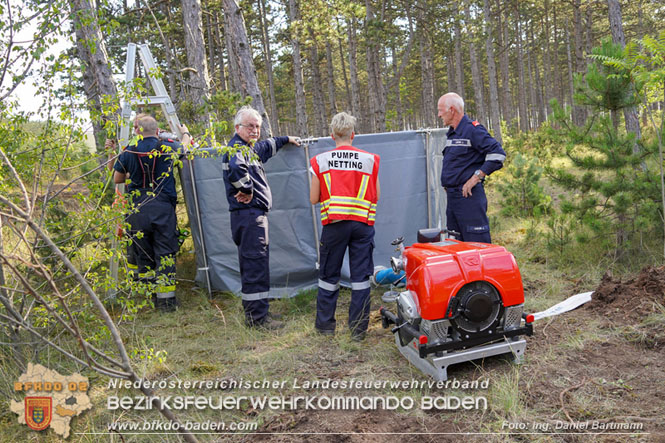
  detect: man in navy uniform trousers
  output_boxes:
[113,114,190,312]
[437,93,506,243]
[107,113,152,282]
[223,106,301,329]
[309,112,380,341]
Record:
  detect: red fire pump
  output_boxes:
[380,228,534,381]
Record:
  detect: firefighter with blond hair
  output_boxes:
[309,112,380,341]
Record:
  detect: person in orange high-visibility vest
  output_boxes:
[309,112,380,341]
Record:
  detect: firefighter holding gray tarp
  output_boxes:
[309,112,380,341]
[113,114,191,312]
[222,106,302,329]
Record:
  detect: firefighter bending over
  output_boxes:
[106,113,149,283]
[113,114,191,312]
[437,92,506,243]
[310,112,380,341]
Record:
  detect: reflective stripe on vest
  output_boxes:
[320,195,373,221]
[312,147,379,226]
[356,175,369,199]
[322,173,332,198]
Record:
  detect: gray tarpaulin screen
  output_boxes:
[180,129,448,297]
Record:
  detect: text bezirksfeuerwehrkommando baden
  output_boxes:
[107,377,490,411]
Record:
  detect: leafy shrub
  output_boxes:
[496,152,551,218]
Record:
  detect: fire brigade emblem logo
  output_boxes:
[25,397,52,431]
[463,257,480,266]
[11,363,91,438]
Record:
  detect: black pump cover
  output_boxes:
[417,228,442,243]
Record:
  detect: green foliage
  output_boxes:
[547,106,660,255]
[545,213,574,258]
[591,31,665,112]
[496,152,551,218]
[544,40,663,259]
[207,90,252,141]
[574,39,642,113]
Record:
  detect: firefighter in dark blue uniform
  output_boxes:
[107,114,150,282]
[113,114,191,312]
[437,93,506,243]
[222,106,301,329]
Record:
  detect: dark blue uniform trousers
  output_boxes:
[315,221,374,335]
[231,208,270,324]
[445,183,492,243]
[126,239,139,280]
[126,194,178,290]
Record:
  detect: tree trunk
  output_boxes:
[338,36,352,112]
[552,3,563,107]
[495,0,512,126]
[222,7,241,93]
[71,0,118,154]
[465,3,485,125]
[638,0,648,127]
[325,41,337,116]
[163,4,186,103]
[565,27,575,109]
[365,0,386,132]
[528,22,544,127]
[308,37,328,136]
[145,0,178,100]
[212,11,226,91]
[205,6,215,92]
[258,0,279,134]
[483,0,502,143]
[534,27,546,125]
[392,10,417,128]
[181,0,211,127]
[572,0,587,125]
[418,1,435,128]
[526,41,535,130]
[585,2,593,55]
[514,2,528,132]
[607,0,642,153]
[534,50,546,126]
[543,0,552,116]
[348,16,362,128]
[447,50,457,94]
[392,45,404,130]
[287,0,308,137]
[222,0,272,137]
[454,17,465,98]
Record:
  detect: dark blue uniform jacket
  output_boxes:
[114,136,182,204]
[441,115,506,188]
[222,134,290,212]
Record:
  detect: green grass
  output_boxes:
[4,159,665,440]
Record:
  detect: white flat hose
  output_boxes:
[531,291,593,321]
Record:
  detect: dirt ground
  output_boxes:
[590,266,665,330]
[241,266,665,442]
[249,409,461,442]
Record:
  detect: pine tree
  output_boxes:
[497,152,551,218]
[546,39,660,259]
